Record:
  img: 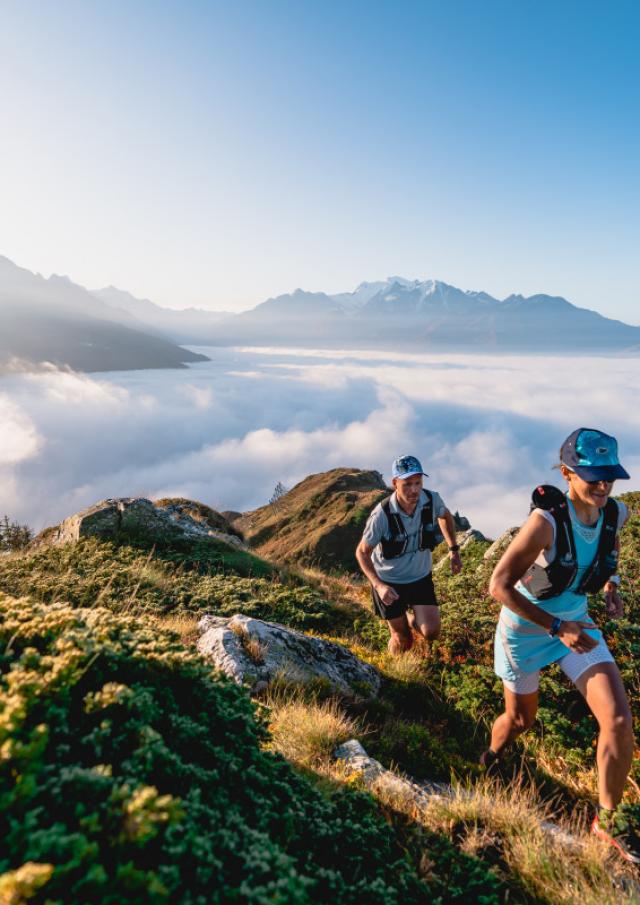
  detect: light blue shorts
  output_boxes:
[502,638,615,694]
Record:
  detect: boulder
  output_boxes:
[197,613,381,696]
[32,497,245,550]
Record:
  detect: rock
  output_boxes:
[335,740,626,866]
[433,527,488,571]
[32,497,246,550]
[197,613,381,696]
[335,739,449,804]
[482,527,520,562]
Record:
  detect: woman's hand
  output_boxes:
[376,582,400,606]
[557,620,599,653]
[449,550,462,574]
[604,582,623,619]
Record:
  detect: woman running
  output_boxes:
[485,427,638,862]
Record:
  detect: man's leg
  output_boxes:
[411,605,441,642]
[574,662,633,810]
[386,613,413,655]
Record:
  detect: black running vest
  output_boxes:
[520,485,619,600]
[379,490,444,559]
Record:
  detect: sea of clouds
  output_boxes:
[1,346,639,538]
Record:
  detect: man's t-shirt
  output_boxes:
[362,489,447,584]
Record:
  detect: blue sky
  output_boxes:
[1,0,638,319]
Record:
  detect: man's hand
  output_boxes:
[604,581,623,619]
[449,550,462,575]
[557,620,599,653]
[375,582,399,607]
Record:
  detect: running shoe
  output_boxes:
[591,805,640,864]
[479,748,500,774]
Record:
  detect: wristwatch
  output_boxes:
[606,575,621,586]
[448,544,460,553]
[549,617,563,638]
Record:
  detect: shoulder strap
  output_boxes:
[382,496,405,538]
[420,488,434,526]
[531,485,575,562]
[598,498,618,555]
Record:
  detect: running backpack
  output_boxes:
[520,484,619,600]
[379,490,444,559]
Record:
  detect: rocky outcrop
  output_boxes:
[335,740,588,856]
[32,497,244,550]
[483,527,520,562]
[197,613,381,696]
[433,527,488,571]
[336,739,449,802]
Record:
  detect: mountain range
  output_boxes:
[1,254,639,372]
[0,256,208,372]
[94,272,640,352]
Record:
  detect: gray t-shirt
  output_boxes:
[363,489,447,584]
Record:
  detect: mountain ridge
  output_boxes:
[3,254,640,355]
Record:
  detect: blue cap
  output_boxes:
[391,455,428,480]
[560,428,630,482]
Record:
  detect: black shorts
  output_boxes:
[371,572,438,620]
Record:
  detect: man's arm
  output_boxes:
[437,509,462,574]
[355,539,399,606]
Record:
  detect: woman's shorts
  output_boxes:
[502,638,615,694]
[371,572,437,620]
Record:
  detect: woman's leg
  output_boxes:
[574,662,633,809]
[489,685,539,756]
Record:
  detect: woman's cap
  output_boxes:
[391,455,428,480]
[560,428,630,481]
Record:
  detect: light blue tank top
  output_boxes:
[494,498,619,679]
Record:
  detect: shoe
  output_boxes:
[591,806,640,864]
[479,748,500,774]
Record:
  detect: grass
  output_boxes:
[418,780,639,905]
[266,689,362,771]
[3,487,640,902]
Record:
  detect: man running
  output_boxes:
[356,455,462,654]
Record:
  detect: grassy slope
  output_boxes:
[233,467,388,572]
[1,492,639,901]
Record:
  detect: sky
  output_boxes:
[2,348,639,537]
[0,1,638,319]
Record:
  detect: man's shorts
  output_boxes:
[371,572,437,620]
[502,638,615,694]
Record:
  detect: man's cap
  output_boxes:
[560,428,630,482]
[391,455,428,480]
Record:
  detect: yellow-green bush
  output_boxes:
[0,593,506,904]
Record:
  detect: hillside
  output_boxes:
[0,485,639,903]
[233,468,389,571]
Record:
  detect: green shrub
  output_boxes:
[0,593,439,904]
[0,538,336,629]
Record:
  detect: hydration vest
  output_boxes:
[379,490,444,559]
[520,485,619,600]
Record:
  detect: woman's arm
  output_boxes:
[489,512,598,654]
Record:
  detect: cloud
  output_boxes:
[0,346,638,539]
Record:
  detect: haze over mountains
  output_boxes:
[94,273,640,353]
[1,255,640,373]
[0,256,208,373]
